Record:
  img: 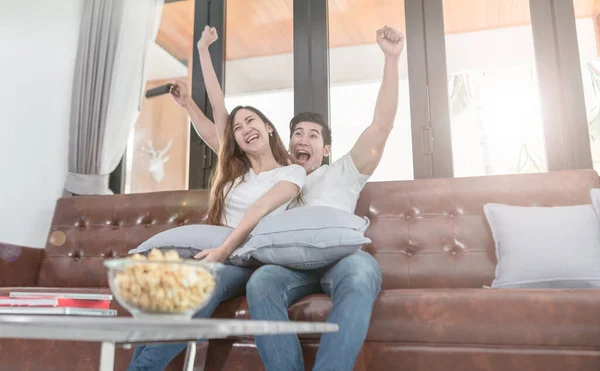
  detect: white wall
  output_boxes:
[0,0,83,247]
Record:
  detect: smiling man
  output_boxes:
[245,26,405,371]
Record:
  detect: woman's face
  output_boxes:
[231,108,273,155]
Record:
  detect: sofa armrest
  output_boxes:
[0,243,43,287]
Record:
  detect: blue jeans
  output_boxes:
[126,265,254,371]
[246,250,382,371]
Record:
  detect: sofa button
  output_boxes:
[173,218,186,226]
[69,250,83,260]
[75,218,87,231]
[108,219,122,229]
[137,214,154,227]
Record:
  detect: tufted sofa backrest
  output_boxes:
[355,169,599,289]
[38,190,210,287]
[37,169,599,289]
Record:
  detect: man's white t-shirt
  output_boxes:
[222,164,306,227]
[290,152,370,213]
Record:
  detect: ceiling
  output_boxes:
[155,0,600,62]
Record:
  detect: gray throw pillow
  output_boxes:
[128,225,258,267]
[483,203,600,289]
[129,225,233,255]
[232,206,372,270]
[137,246,200,259]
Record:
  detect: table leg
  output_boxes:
[99,342,116,371]
[183,341,196,371]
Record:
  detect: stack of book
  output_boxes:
[0,292,116,316]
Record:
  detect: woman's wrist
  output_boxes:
[219,240,237,255]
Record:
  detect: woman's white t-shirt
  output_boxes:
[222,164,306,227]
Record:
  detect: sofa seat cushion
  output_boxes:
[213,289,600,347]
[367,289,600,347]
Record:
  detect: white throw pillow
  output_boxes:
[591,189,600,217]
[484,202,600,288]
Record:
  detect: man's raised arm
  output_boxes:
[351,26,404,175]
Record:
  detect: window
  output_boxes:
[442,0,547,177]
[328,0,413,181]
[115,0,599,193]
[223,0,294,147]
[573,0,600,173]
[123,1,193,193]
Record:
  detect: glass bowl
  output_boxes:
[104,249,222,320]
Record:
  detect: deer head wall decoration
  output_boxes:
[141,139,172,183]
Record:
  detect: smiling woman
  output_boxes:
[230,107,276,154]
[205,104,299,227]
[126,82,306,371]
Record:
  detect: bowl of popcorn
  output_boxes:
[104,248,220,319]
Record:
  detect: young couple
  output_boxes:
[128,24,404,371]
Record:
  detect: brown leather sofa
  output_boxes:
[2,169,600,371]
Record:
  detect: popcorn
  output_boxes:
[115,249,216,313]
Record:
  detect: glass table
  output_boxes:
[0,315,339,371]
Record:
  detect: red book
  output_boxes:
[56,298,111,309]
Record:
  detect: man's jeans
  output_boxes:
[126,265,254,371]
[246,250,382,371]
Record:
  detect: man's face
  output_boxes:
[289,121,331,174]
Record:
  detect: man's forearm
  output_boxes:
[372,55,400,132]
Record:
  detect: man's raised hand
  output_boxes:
[376,26,405,57]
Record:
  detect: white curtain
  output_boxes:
[65,0,164,195]
[100,0,164,180]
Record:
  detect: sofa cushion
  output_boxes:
[128,224,233,255]
[232,206,371,270]
[367,289,600,347]
[483,203,600,288]
[127,225,260,267]
[213,289,600,347]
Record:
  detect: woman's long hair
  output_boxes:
[206,106,295,226]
